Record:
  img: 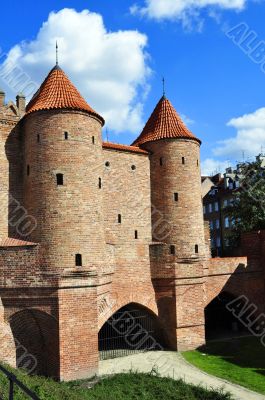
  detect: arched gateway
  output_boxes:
[99,303,166,360]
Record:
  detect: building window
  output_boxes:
[224,217,230,228]
[216,219,220,229]
[195,244,199,254]
[75,254,82,267]
[118,214,122,224]
[92,136,95,144]
[160,157,163,166]
[170,245,175,255]
[56,173,64,186]
[135,230,138,239]
[37,134,40,143]
[105,161,110,167]
[203,205,206,214]
[224,199,228,207]
[210,221,214,230]
[216,237,221,248]
[182,157,185,165]
[214,202,219,212]
[174,193,179,202]
[27,165,30,176]
[64,131,68,140]
[99,178,102,189]
[131,165,136,171]
[197,160,199,167]
[208,203,213,213]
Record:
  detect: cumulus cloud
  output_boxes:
[0,8,151,134]
[213,108,265,160]
[201,158,229,176]
[131,0,247,30]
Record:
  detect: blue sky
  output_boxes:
[1,0,265,174]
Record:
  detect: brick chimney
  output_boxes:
[0,89,5,107]
[16,93,26,114]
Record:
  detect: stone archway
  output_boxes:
[98,302,166,360]
[0,298,16,367]
[9,309,59,378]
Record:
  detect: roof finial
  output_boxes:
[56,41,59,66]
[162,77,166,98]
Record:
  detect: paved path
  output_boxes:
[99,351,265,400]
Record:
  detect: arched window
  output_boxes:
[174,193,179,202]
[56,173,64,186]
[182,157,185,165]
[195,244,199,254]
[75,254,82,267]
[64,132,68,140]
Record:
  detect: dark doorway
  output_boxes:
[99,303,165,360]
[9,309,59,379]
[205,292,247,341]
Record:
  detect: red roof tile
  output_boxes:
[26,65,104,125]
[133,96,201,147]
[102,141,149,155]
[0,238,38,247]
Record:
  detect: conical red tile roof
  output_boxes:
[26,65,104,125]
[133,96,200,146]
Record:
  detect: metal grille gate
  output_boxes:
[99,306,162,360]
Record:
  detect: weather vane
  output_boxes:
[56,41,59,66]
[162,77,166,97]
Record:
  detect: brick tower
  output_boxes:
[20,65,107,380]
[133,95,206,350]
[22,65,106,272]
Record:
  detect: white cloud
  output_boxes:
[131,0,247,30]
[0,8,151,134]
[201,158,229,175]
[213,108,265,160]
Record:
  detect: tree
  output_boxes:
[225,158,265,245]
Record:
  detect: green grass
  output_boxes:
[183,336,265,395]
[0,366,233,400]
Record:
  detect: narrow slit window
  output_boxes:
[135,230,138,239]
[37,134,40,143]
[174,193,179,202]
[118,214,122,224]
[99,177,102,189]
[75,254,82,267]
[92,136,95,144]
[197,160,199,167]
[170,245,175,255]
[160,157,163,166]
[64,132,68,140]
[56,173,64,186]
[195,245,199,254]
[27,165,30,176]
[182,157,185,165]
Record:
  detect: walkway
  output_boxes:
[99,351,265,400]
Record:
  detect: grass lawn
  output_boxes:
[0,367,233,400]
[183,336,265,395]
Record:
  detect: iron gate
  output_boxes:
[99,306,163,360]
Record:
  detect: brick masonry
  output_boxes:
[0,80,265,381]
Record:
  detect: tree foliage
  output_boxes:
[225,158,265,242]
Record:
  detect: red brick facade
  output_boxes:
[0,67,264,381]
